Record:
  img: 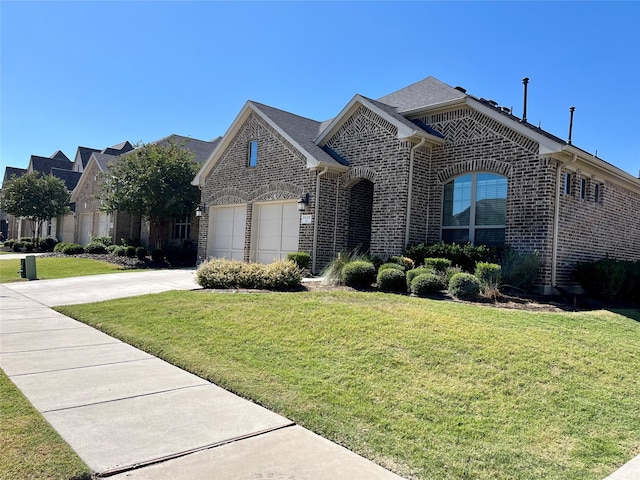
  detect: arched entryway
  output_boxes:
[347,179,374,252]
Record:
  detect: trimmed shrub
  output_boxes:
[85,241,109,254]
[19,237,35,243]
[403,243,429,267]
[135,246,147,261]
[389,255,414,271]
[110,246,127,257]
[54,242,70,253]
[445,266,464,284]
[93,236,113,246]
[286,252,311,270]
[3,239,15,248]
[341,260,376,289]
[501,249,540,292]
[411,273,444,296]
[424,257,452,273]
[377,268,407,293]
[378,262,404,273]
[23,242,35,252]
[262,260,303,290]
[406,266,435,287]
[573,258,639,300]
[12,242,23,252]
[448,272,481,300]
[125,245,137,258]
[195,258,302,290]
[106,244,119,254]
[151,249,164,262]
[61,243,85,255]
[39,237,58,252]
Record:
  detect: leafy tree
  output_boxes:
[98,141,200,249]
[0,172,70,245]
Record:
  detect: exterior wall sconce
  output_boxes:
[297,193,310,212]
[195,203,205,217]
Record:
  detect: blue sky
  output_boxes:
[1,1,639,177]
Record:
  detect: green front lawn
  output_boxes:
[0,370,91,480]
[0,257,143,283]
[55,291,640,479]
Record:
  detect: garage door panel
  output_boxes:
[255,202,299,264]
[209,205,246,260]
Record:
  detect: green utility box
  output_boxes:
[20,255,37,280]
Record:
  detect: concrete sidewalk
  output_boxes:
[0,271,405,479]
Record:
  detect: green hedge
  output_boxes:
[341,260,376,289]
[448,272,481,300]
[573,258,640,300]
[377,268,407,293]
[196,258,302,290]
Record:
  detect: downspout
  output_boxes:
[312,165,329,274]
[551,153,577,290]
[333,174,340,256]
[405,137,426,248]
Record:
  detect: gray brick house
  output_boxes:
[193,76,640,293]
[71,135,219,248]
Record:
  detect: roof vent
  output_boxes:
[454,86,467,93]
[487,99,498,107]
[568,106,575,145]
[521,77,529,123]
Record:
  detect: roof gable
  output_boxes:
[50,150,70,161]
[50,168,82,190]
[193,101,347,186]
[73,146,101,172]
[154,134,221,164]
[102,141,134,156]
[314,94,445,146]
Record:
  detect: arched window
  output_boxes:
[441,172,507,246]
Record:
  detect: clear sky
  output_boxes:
[1,1,639,178]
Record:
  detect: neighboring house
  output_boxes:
[1,151,81,241]
[192,76,640,293]
[70,135,219,248]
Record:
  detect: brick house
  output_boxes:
[1,151,81,242]
[193,76,640,292]
[71,135,219,248]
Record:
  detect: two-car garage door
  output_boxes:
[208,201,299,263]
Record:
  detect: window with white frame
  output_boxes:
[248,140,258,167]
[441,172,508,246]
[173,214,191,240]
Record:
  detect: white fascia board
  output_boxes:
[399,97,467,117]
[561,145,640,193]
[192,102,254,187]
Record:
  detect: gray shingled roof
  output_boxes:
[102,141,134,156]
[50,167,82,190]
[377,76,466,113]
[50,150,70,161]
[92,153,118,172]
[155,134,221,164]
[251,102,345,167]
[28,155,73,174]
[2,167,27,186]
[76,146,101,168]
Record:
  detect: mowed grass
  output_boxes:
[56,291,640,479]
[0,257,141,283]
[0,370,91,480]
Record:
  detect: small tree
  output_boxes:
[98,141,201,250]
[0,172,70,245]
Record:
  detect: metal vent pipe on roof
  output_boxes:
[568,106,575,145]
[521,77,529,123]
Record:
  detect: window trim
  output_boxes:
[173,213,192,240]
[441,171,507,246]
[579,177,587,200]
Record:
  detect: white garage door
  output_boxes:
[79,213,92,245]
[97,213,110,238]
[255,201,299,264]
[208,205,247,260]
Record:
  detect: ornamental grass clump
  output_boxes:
[475,262,502,299]
[377,268,407,293]
[341,260,376,289]
[448,272,481,300]
[411,272,444,297]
